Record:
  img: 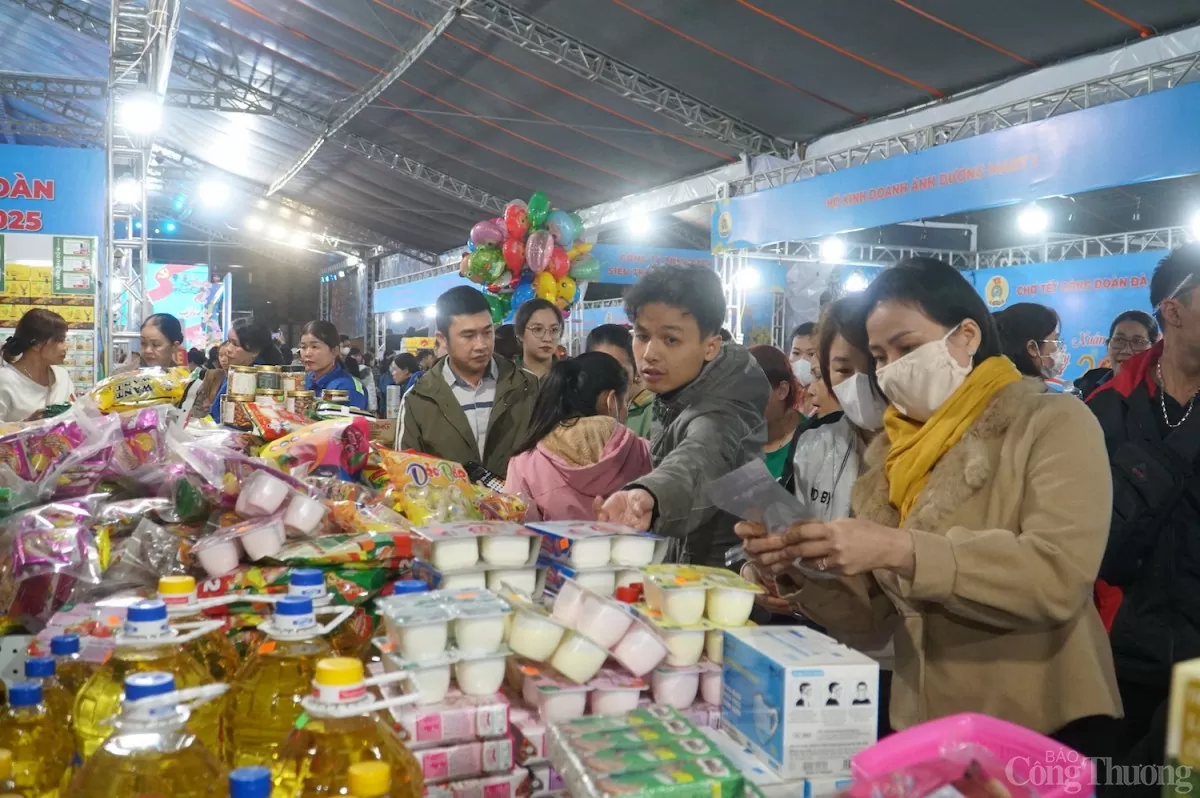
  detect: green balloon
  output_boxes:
[468,247,501,283]
[568,254,600,282]
[527,191,550,228]
[485,292,511,324]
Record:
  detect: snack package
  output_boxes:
[363,448,479,525]
[109,405,172,475]
[260,417,370,480]
[271,530,413,567]
[245,403,313,442]
[473,485,528,522]
[199,562,398,606]
[89,367,191,412]
[328,501,412,536]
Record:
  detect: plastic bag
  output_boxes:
[473,484,529,522]
[839,744,1037,798]
[88,366,192,412]
[245,403,313,441]
[362,448,479,525]
[259,417,371,480]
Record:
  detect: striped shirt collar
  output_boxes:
[442,357,498,389]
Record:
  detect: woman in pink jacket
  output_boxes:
[505,352,652,521]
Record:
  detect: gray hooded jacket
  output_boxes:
[630,344,769,566]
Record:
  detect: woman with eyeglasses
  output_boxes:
[514,298,563,382]
[1074,310,1159,398]
[993,303,1070,384]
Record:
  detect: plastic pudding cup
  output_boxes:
[537,689,588,723]
[283,493,328,536]
[551,580,587,627]
[441,572,487,591]
[644,580,665,611]
[396,620,450,663]
[549,631,608,684]
[590,689,641,717]
[431,538,481,571]
[486,569,536,597]
[408,663,452,705]
[507,607,566,661]
[610,536,656,567]
[705,630,724,665]
[575,594,633,649]
[705,586,755,626]
[661,587,707,626]
[236,471,289,516]
[661,628,705,668]
[454,654,506,696]
[611,619,668,677]
[567,538,612,569]
[479,536,531,567]
[651,669,700,709]
[195,537,241,577]
[574,570,617,597]
[701,670,722,706]
[240,520,285,561]
[454,616,504,657]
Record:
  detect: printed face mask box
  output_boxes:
[720,625,878,781]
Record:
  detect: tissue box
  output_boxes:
[388,691,510,749]
[414,736,515,784]
[720,626,877,781]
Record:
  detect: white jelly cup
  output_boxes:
[454,654,506,696]
[551,580,587,628]
[486,569,536,597]
[661,628,705,668]
[590,688,641,717]
[454,616,505,656]
[705,586,755,626]
[537,689,587,723]
[662,587,707,626]
[611,621,668,677]
[480,535,531,567]
[701,670,722,706]
[549,631,608,684]
[610,536,656,567]
[507,607,565,662]
[651,669,700,709]
[430,538,480,571]
[566,537,612,569]
[441,572,487,591]
[408,663,452,706]
[575,594,632,649]
[394,620,449,664]
[574,570,616,598]
[705,629,724,665]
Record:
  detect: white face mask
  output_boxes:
[791,358,814,387]
[1041,346,1069,380]
[876,326,973,422]
[832,373,888,431]
[340,346,351,356]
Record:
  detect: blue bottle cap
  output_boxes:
[276,595,313,616]
[392,579,427,595]
[230,766,272,798]
[290,568,323,587]
[50,634,80,656]
[127,599,168,623]
[124,672,176,702]
[24,656,55,678]
[8,682,42,707]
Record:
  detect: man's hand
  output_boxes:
[595,488,656,530]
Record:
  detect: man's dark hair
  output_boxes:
[392,352,419,373]
[435,286,491,335]
[514,298,563,337]
[1108,310,1158,341]
[586,324,635,364]
[494,324,521,360]
[719,328,733,342]
[1151,243,1200,327]
[186,347,206,368]
[791,322,816,340]
[416,348,434,361]
[624,265,725,337]
[339,334,350,344]
[993,302,1061,378]
[859,257,1002,366]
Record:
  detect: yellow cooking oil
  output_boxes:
[0,683,73,797]
[23,657,73,724]
[270,658,423,797]
[286,567,375,657]
[49,634,97,698]
[0,748,15,792]
[73,599,224,761]
[349,761,392,797]
[225,596,341,768]
[160,575,242,683]
[66,672,229,798]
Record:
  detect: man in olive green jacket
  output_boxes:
[395,286,539,478]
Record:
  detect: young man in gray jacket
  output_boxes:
[596,265,770,566]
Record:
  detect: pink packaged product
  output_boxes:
[528,764,564,795]
[414,735,515,784]
[423,768,530,798]
[510,704,547,765]
[388,690,511,749]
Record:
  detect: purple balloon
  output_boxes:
[470,220,505,247]
[525,230,553,273]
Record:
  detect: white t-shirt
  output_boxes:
[0,362,75,422]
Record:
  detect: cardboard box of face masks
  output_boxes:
[720,625,878,781]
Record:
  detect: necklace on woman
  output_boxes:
[1158,361,1199,429]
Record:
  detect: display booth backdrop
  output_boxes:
[143,263,231,353]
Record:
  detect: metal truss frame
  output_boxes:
[437,0,793,158]
[14,0,509,216]
[743,240,978,269]
[0,71,273,114]
[727,52,1200,197]
[972,226,1190,267]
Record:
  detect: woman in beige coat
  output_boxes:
[739,258,1120,755]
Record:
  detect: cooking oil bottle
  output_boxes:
[49,634,96,698]
[287,568,374,657]
[73,598,226,761]
[349,761,392,797]
[23,657,73,724]
[66,672,229,797]
[270,657,423,797]
[224,595,352,768]
[160,575,242,682]
[230,766,271,798]
[0,682,73,796]
[0,749,14,792]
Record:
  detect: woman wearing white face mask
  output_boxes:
[504,352,652,521]
[994,303,1071,385]
[736,257,1119,755]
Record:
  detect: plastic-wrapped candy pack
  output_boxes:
[88,367,192,412]
[474,485,528,522]
[245,403,313,442]
[362,448,480,525]
[259,417,371,480]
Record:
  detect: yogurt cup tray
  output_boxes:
[525,521,667,569]
[414,521,542,571]
[412,559,547,599]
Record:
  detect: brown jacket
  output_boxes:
[783,378,1121,734]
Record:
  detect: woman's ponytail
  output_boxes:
[513,352,629,455]
[3,309,67,364]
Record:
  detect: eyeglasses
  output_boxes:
[526,325,562,340]
[1109,336,1152,352]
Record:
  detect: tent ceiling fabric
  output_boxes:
[0,0,1196,254]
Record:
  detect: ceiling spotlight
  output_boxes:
[844,272,870,293]
[266,223,287,240]
[735,268,760,291]
[337,269,346,279]
[1189,211,1200,240]
[819,237,847,263]
[256,198,269,210]
[424,306,437,319]
[244,216,264,233]
[196,179,230,209]
[116,91,163,135]
[300,216,313,227]
[113,175,141,206]
[289,230,311,248]
[344,255,362,268]
[390,311,404,323]
[163,221,177,234]
[629,213,652,237]
[1018,204,1050,235]
[279,206,292,219]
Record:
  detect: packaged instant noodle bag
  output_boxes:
[89,367,191,412]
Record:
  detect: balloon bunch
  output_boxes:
[461,191,599,324]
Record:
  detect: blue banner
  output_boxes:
[970,253,1158,384]
[0,145,104,237]
[589,245,712,284]
[714,82,1200,249]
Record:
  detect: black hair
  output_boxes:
[494,324,521,360]
[2,308,67,363]
[392,352,419,373]
[231,318,284,366]
[624,265,725,338]
[514,298,563,337]
[142,313,184,345]
[858,257,1001,366]
[1108,310,1158,341]
[586,324,635,366]
[206,346,220,369]
[1151,243,1200,326]
[993,303,1061,378]
[302,320,340,352]
[186,348,206,368]
[829,682,839,692]
[791,322,817,340]
[339,334,350,344]
[435,286,492,335]
[515,352,630,455]
[818,295,875,394]
[416,348,435,361]
[719,328,733,342]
